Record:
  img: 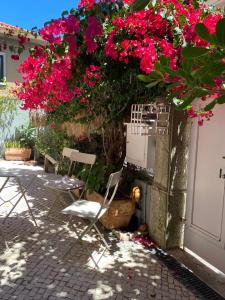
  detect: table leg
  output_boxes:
[2,177,38,228]
[3,191,26,224]
[16,178,38,228]
[0,177,9,193]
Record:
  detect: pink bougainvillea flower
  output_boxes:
[78,0,95,10]
[84,16,103,54]
[11,54,20,61]
[13,0,222,121]
[80,97,89,103]
[198,119,204,126]
[18,35,27,45]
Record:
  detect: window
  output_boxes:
[0,53,6,84]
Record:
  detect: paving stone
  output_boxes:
[0,161,201,300]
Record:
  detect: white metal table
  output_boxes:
[0,172,38,245]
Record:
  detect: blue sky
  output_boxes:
[1,0,79,30]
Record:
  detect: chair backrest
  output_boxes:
[103,168,123,207]
[70,152,97,197]
[70,151,96,166]
[60,147,79,176]
[93,168,123,221]
[62,147,78,159]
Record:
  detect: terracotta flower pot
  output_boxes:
[5,148,32,161]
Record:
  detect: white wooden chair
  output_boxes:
[45,151,96,218]
[61,168,123,268]
[44,147,78,175]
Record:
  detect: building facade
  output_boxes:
[0,22,43,155]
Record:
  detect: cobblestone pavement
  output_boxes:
[0,161,200,300]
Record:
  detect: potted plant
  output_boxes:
[4,125,35,161]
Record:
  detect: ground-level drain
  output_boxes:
[152,247,225,300]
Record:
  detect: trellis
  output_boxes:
[130,102,170,136]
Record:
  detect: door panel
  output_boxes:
[185,105,225,273]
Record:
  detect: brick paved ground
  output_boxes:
[0,161,199,300]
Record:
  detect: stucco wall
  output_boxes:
[0,36,37,156]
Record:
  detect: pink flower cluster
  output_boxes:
[104,0,221,74]
[13,0,222,118]
[83,65,101,87]
[187,108,214,126]
[18,34,28,45]
[39,15,80,44]
[105,9,171,73]
[84,16,103,54]
[16,47,80,110]
[78,0,95,10]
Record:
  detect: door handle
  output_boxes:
[219,168,225,179]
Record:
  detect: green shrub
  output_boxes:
[35,127,76,161]
[4,140,25,149]
[4,125,35,149]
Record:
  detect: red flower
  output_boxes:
[84,16,103,54]
[80,97,89,103]
[78,0,95,10]
[48,123,57,129]
[18,35,27,45]
[198,119,203,126]
[11,54,20,61]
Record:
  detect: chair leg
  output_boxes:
[47,191,70,218]
[63,217,111,268]
[62,221,99,268]
[93,223,110,250]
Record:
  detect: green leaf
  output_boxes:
[31,26,38,32]
[159,56,170,66]
[55,45,66,56]
[182,60,192,73]
[131,0,150,11]
[203,100,217,111]
[17,47,24,55]
[137,72,161,82]
[203,95,225,111]
[70,8,76,15]
[177,88,209,110]
[217,94,225,104]
[195,23,212,43]
[178,15,187,27]
[194,62,225,80]
[167,82,181,88]
[216,18,225,45]
[61,10,69,17]
[182,47,210,58]
[192,0,199,9]
[44,21,51,27]
[146,81,159,88]
[210,62,225,75]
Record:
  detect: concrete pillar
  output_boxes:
[148,108,191,249]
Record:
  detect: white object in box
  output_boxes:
[125,123,155,172]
